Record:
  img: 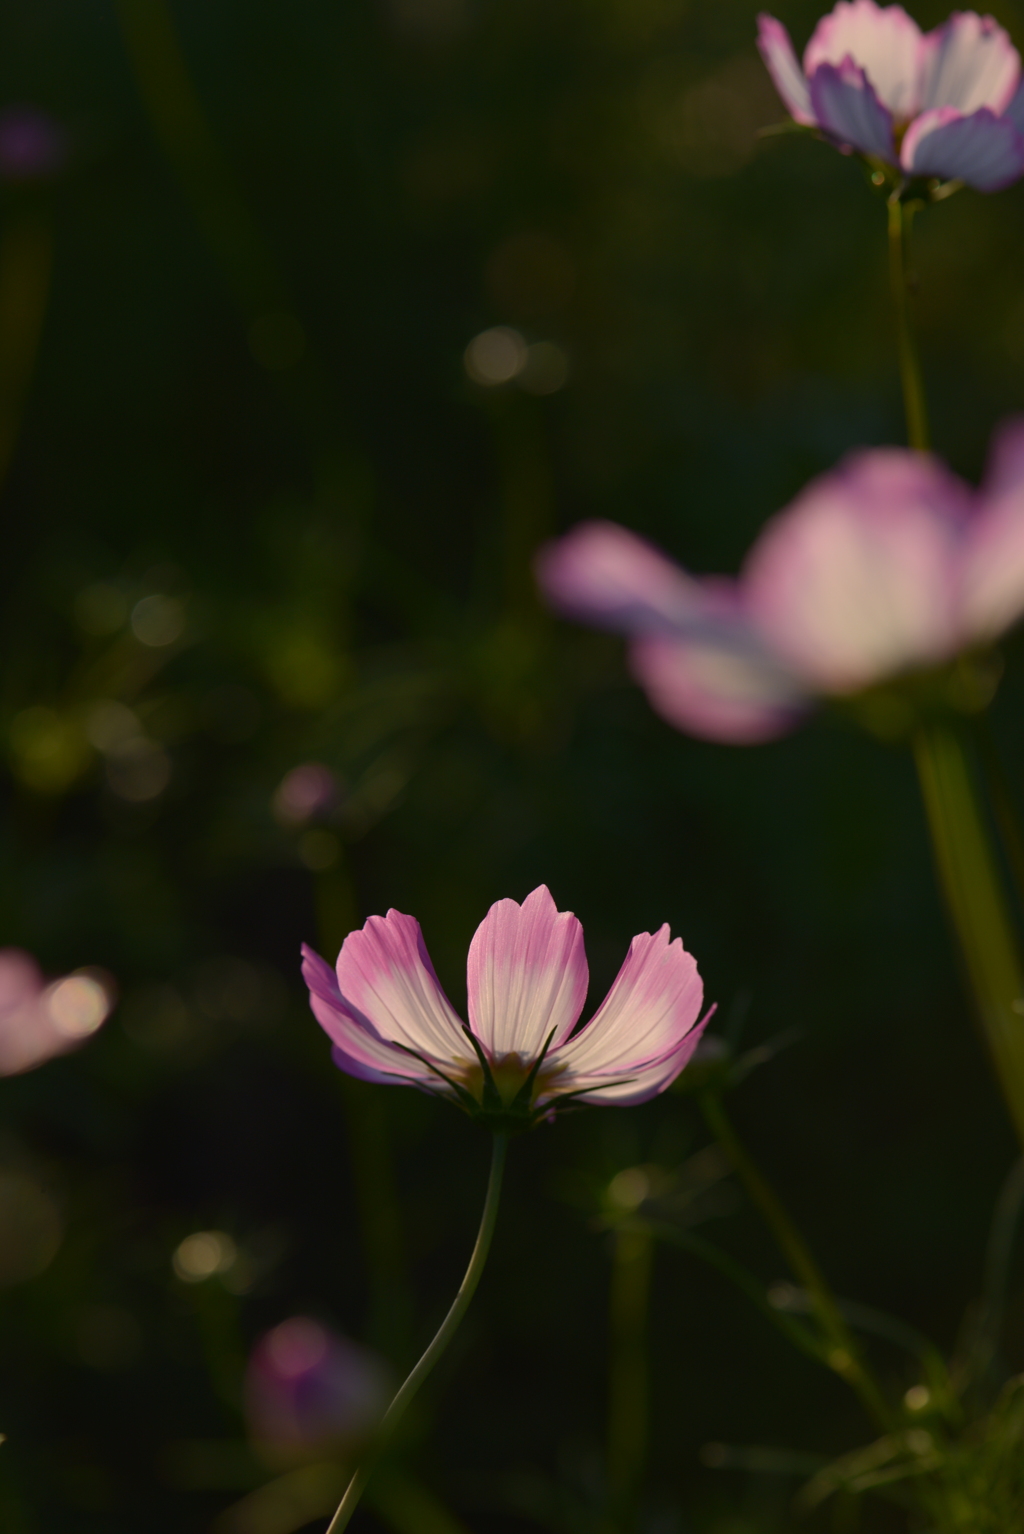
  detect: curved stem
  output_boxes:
[700,1092,893,1432]
[913,723,1024,1149]
[607,1226,652,1527]
[325,1133,508,1534]
[887,195,930,453]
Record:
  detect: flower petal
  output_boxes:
[805,1,923,119]
[808,58,896,159]
[301,943,438,1086]
[535,521,708,636]
[630,631,809,743]
[960,419,1024,642]
[981,415,1024,499]
[745,450,970,691]
[467,885,587,1057]
[332,912,467,1063]
[551,1014,711,1106]
[548,925,704,1105]
[919,11,1019,116]
[901,105,1024,190]
[757,14,815,124]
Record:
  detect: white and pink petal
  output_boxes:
[535,521,709,636]
[808,59,896,159]
[901,106,1024,191]
[302,944,441,1086]
[630,631,809,744]
[959,426,1024,641]
[757,14,815,124]
[553,1016,710,1106]
[466,885,587,1057]
[333,911,467,1062]
[744,449,970,691]
[919,11,1020,116]
[549,925,703,1088]
[804,1,924,119]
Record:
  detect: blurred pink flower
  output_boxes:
[0,950,113,1076]
[0,109,67,181]
[272,762,339,826]
[536,421,1024,744]
[758,2,1024,191]
[302,885,708,1125]
[245,1317,391,1455]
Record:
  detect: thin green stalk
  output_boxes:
[887,195,929,453]
[700,1092,892,1432]
[913,723,1024,1148]
[607,1226,652,1528]
[325,1134,508,1534]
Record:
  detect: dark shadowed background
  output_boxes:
[2,0,1024,1530]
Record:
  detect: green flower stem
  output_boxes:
[887,195,930,453]
[913,722,1024,1149]
[700,1092,892,1432]
[607,1226,653,1528]
[325,1133,508,1534]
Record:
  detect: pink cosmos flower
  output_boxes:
[535,420,1024,745]
[0,949,112,1076]
[245,1317,391,1456]
[758,2,1024,191]
[302,885,708,1127]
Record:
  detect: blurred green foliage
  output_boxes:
[3,0,1024,1529]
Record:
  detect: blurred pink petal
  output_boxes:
[901,104,1024,188]
[630,633,809,744]
[920,11,1019,115]
[535,520,709,635]
[960,421,1024,641]
[757,14,815,123]
[467,886,587,1057]
[0,950,112,1076]
[246,1318,391,1453]
[548,927,707,1105]
[301,944,438,1086]
[303,890,709,1121]
[0,109,68,180]
[273,763,338,825]
[757,4,1024,189]
[745,450,969,690]
[809,58,895,157]
[334,911,468,1064]
[804,1,924,118]
[980,416,1024,499]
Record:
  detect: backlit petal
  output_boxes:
[901,105,1024,189]
[630,631,809,743]
[333,912,467,1063]
[960,420,1024,641]
[553,1014,710,1106]
[809,58,896,158]
[757,14,815,124]
[549,925,703,1101]
[535,521,707,636]
[981,415,1024,499]
[745,450,970,690]
[467,885,587,1057]
[301,944,439,1086]
[805,1,923,118]
[919,12,1019,115]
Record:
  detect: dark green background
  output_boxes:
[2,0,1024,1528]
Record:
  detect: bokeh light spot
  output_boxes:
[131,595,186,648]
[0,1171,62,1287]
[464,326,527,385]
[46,975,112,1039]
[173,1231,238,1283]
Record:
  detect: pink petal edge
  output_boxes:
[466,885,588,1058]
